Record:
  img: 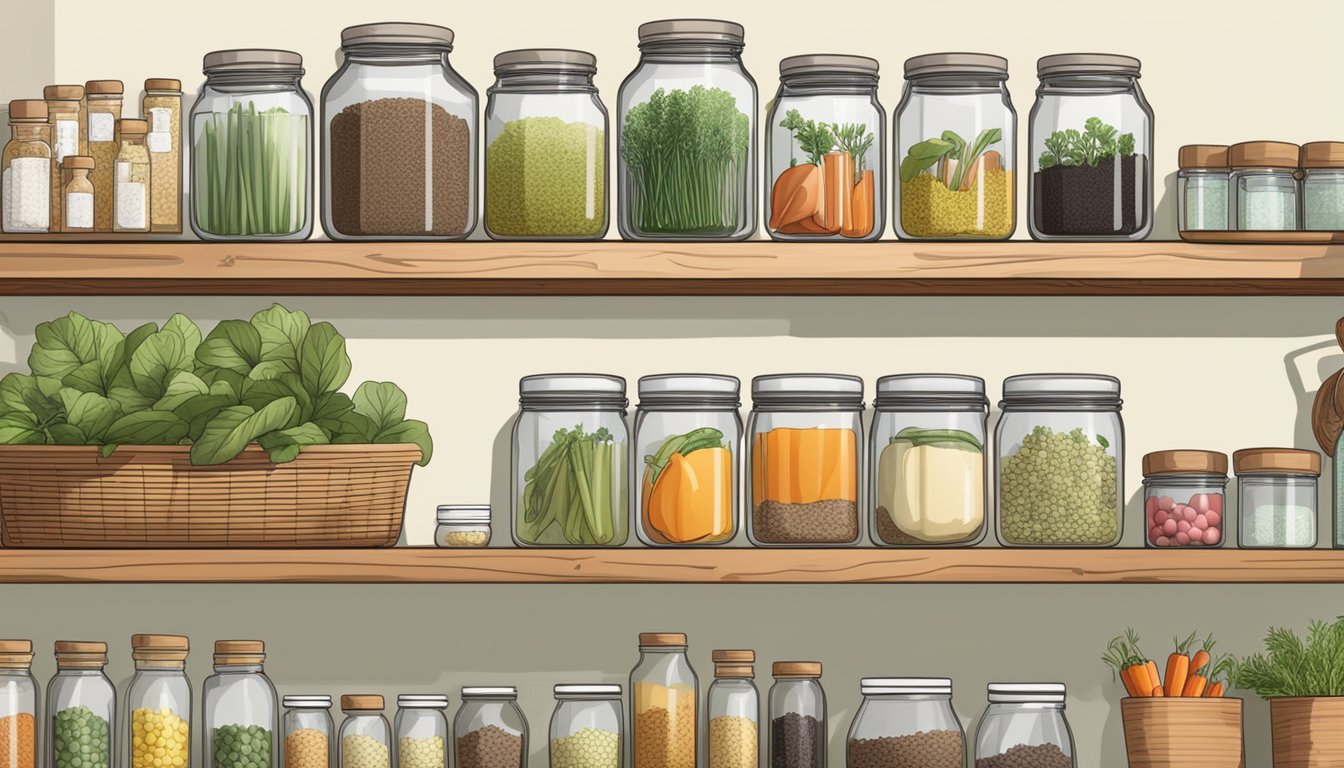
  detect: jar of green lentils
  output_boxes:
[995,374,1124,547]
[47,642,115,768]
[204,641,277,768]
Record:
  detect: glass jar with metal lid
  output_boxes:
[768,663,824,768]
[995,374,1124,547]
[435,505,491,548]
[747,374,863,546]
[47,641,115,768]
[1178,145,1230,234]
[455,688,526,768]
[705,650,757,768]
[190,49,313,240]
[283,696,333,768]
[973,684,1074,768]
[1028,54,1153,240]
[127,635,191,768]
[1235,448,1319,548]
[511,374,629,547]
[320,23,476,241]
[630,633,697,768]
[0,640,37,768]
[1142,450,1228,548]
[550,685,622,768]
[1230,141,1300,231]
[895,53,1015,240]
[338,696,389,768]
[3,100,53,233]
[634,374,742,547]
[846,678,964,768]
[485,49,607,240]
[870,375,988,547]
[765,54,883,241]
[617,19,757,241]
[395,695,448,768]
[1301,142,1344,231]
[204,640,277,768]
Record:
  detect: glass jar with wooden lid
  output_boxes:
[1177,145,1230,233]
[204,641,277,768]
[85,80,124,232]
[113,119,152,233]
[1142,450,1227,548]
[338,696,389,768]
[1230,141,1300,231]
[44,84,85,231]
[47,641,115,768]
[0,640,37,768]
[127,635,191,768]
[143,78,183,233]
[768,663,825,768]
[3,100,53,233]
[705,651,757,768]
[1301,142,1344,231]
[629,633,697,768]
[1235,448,1319,548]
[60,156,95,232]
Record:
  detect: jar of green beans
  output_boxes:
[190,49,313,241]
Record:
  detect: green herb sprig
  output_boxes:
[1234,617,1344,698]
[1039,117,1136,170]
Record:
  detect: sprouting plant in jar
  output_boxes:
[899,129,1003,190]
[770,110,874,238]
[1034,117,1146,236]
[898,128,1011,238]
[1038,117,1135,169]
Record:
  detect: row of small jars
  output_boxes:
[1178,142,1344,233]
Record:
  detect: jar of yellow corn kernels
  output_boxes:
[339,696,390,768]
[435,506,491,548]
[284,696,333,768]
[127,635,191,768]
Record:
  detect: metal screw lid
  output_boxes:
[341,22,454,48]
[638,19,744,45]
[904,52,1007,78]
[1037,53,1140,77]
[779,54,878,77]
[494,49,596,74]
[203,49,303,75]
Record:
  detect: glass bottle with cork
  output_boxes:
[85,80,124,232]
[113,119,151,232]
[282,696,333,768]
[768,663,825,768]
[629,633,698,768]
[3,100,53,233]
[337,696,389,768]
[203,640,277,768]
[127,635,191,768]
[60,156,96,232]
[0,640,37,768]
[705,650,758,768]
[46,642,115,768]
[44,84,86,232]
[143,79,183,233]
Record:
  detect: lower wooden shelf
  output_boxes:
[0,547,1338,584]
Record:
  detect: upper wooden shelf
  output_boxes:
[0,547,1340,584]
[3,240,1344,296]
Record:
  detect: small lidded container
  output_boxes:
[394,695,448,768]
[126,635,191,768]
[435,505,491,548]
[284,696,334,768]
[0,640,37,768]
[549,685,623,768]
[1142,451,1228,548]
[1177,145,1230,234]
[85,81,124,233]
[338,696,390,768]
[630,633,697,768]
[455,688,527,768]
[143,78,184,234]
[47,641,115,768]
[60,156,96,232]
[1301,141,1344,231]
[973,684,1075,768]
[705,651,758,768]
[45,84,86,230]
[3,100,53,234]
[1235,448,1320,549]
[113,119,152,233]
[1230,141,1300,231]
[203,640,278,768]
[768,663,825,768]
[846,678,964,768]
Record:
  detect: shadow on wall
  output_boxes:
[1156,170,1179,236]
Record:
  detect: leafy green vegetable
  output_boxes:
[1039,117,1136,170]
[644,427,725,486]
[899,128,1002,188]
[521,424,619,545]
[0,307,432,467]
[779,109,835,167]
[832,122,874,179]
[890,426,983,452]
[1234,617,1344,697]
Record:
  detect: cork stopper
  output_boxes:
[712,649,755,679]
[214,640,265,665]
[119,119,149,135]
[55,641,109,669]
[144,79,182,92]
[132,634,189,665]
[1233,448,1321,476]
[773,661,822,678]
[43,85,84,100]
[8,100,48,121]
[341,694,384,711]
[0,640,33,670]
[1301,142,1344,170]
[1143,450,1228,476]
[639,633,687,647]
[84,80,124,95]
[63,156,95,170]
[1178,145,1229,170]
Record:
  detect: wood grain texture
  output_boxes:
[0,547,1343,584]
[3,240,1344,295]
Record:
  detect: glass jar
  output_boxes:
[1028,54,1153,240]
[85,81,123,233]
[1177,145,1230,233]
[705,651,757,768]
[321,23,476,241]
[485,49,607,240]
[338,696,389,768]
[894,53,1014,240]
[768,663,824,768]
[47,642,114,768]
[454,688,526,768]
[45,84,85,232]
[204,641,277,768]
[1230,142,1300,231]
[870,375,988,547]
[747,374,863,546]
[846,678,963,768]
[127,635,191,768]
[435,505,491,548]
[60,156,96,232]
[143,78,183,233]
[1302,142,1344,231]
[283,696,333,768]
[995,374,1124,547]
[1235,448,1319,548]
[0,640,37,768]
[4,100,53,234]
[550,685,622,768]
[974,684,1074,768]
[511,374,629,547]
[191,49,313,240]
[765,55,883,241]
[113,119,151,233]
[1142,451,1228,548]
[630,634,697,768]
[618,19,756,241]
[394,695,448,768]
[634,374,742,546]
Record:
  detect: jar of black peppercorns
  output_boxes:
[846,678,964,768]
[768,663,825,768]
[972,684,1075,768]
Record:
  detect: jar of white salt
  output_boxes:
[3,99,53,233]
[60,156,96,232]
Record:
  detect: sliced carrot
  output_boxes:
[817,151,852,233]
[1165,653,1190,697]
[1126,663,1151,696]
[1207,681,1224,698]
[840,170,874,239]
[1151,685,1165,697]
[1183,675,1208,698]
[1146,660,1161,692]
[1191,650,1211,674]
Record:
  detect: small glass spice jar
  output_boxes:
[44,84,85,231]
[203,641,277,768]
[435,505,491,548]
[3,100,53,233]
[1301,142,1344,231]
[1235,448,1319,549]
[85,81,124,233]
[973,684,1075,768]
[47,641,115,768]
[0,640,37,768]
[60,156,96,232]
[455,688,527,768]
[1231,141,1300,231]
[126,635,191,768]
[1177,145,1230,233]
[705,651,758,768]
[394,695,448,768]
[113,119,152,233]
[1142,451,1228,548]
[283,696,334,768]
[143,78,183,233]
[550,685,623,768]
[846,678,964,768]
[338,696,390,768]
[768,663,824,768]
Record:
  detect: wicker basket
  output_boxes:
[1122,697,1245,768]
[0,444,421,548]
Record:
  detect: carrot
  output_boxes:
[818,151,852,233]
[1151,685,1165,697]
[1146,660,1161,692]
[1118,667,1139,697]
[1165,653,1190,697]
[1191,649,1211,674]
[841,170,875,239]
[1183,675,1208,698]
[1207,681,1224,698]
[1130,664,1154,696]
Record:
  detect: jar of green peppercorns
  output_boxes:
[994,374,1124,547]
[47,642,115,768]
[204,641,278,768]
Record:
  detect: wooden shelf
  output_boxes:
[0,547,1341,584]
[3,240,1344,295]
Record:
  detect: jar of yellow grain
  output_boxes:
[283,696,333,768]
[394,695,448,768]
[338,696,390,768]
[127,635,191,768]
[894,54,1016,240]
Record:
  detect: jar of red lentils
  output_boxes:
[1142,450,1228,548]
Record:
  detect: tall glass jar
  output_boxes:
[1230,142,1300,231]
[995,374,1124,547]
[870,375,988,547]
[895,53,1015,240]
[1177,145,1230,233]
[973,684,1075,768]
[846,678,963,768]
[338,696,389,768]
[618,19,756,241]
[45,84,85,232]
[768,663,824,768]
[143,78,184,234]
[0,640,36,768]
[85,81,123,233]
[705,651,757,768]
[113,119,151,233]
[190,50,313,240]
[3,100,52,234]
[634,374,742,546]
[204,641,277,768]
[1303,142,1344,231]
[765,55,883,241]
[511,374,629,547]
[1028,54,1153,240]
[127,635,191,768]
[550,685,622,768]
[454,688,526,768]
[283,696,333,768]
[47,642,114,768]
[394,695,448,768]
[485,49,608,240]
[1142,450,1228,548]
[1235,448,1319,549]
[747,375,863,546]
[630,634,697,768]
[321,23,476,241]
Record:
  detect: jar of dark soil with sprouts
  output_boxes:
[617,19,757,241]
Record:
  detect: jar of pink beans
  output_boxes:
[1141,450,1228,547]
